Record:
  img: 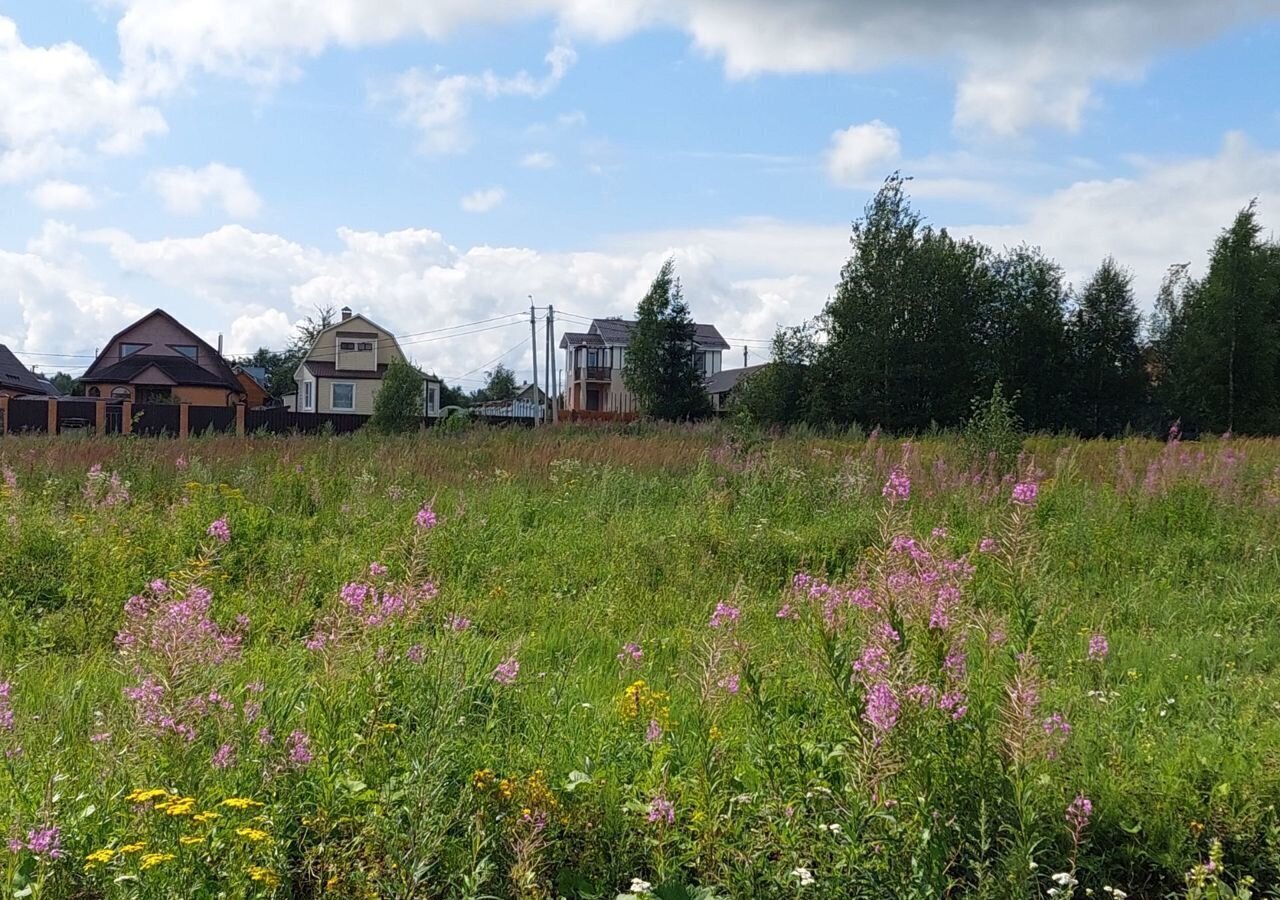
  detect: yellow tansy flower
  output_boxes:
[85,848,115,866]
[179,835,204,845]
[125,788,173,804]
[156,796,197,816]
[193,811,221,824]
[140,852,175,870]
[221,797,264,810]
[248,866,281,886]
[119,843,147,854]
[235,827,271,843]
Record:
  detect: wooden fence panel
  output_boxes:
[189,406,237,435]
[133,404,181,437]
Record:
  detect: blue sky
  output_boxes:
[2,1,1278,387]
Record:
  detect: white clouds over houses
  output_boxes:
[0,15,165,183]
[149,163,263,218]
[383,44,576,155]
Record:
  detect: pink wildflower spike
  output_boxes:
[882,467,911,503]
[368,562,388,578]
[1087,633,1110,662]
[493,657,520,685]
[1011,482,1039,506]
[211,743,235,770]
[24,827,62,859]
[1066,794,1093,835]
[776,603,799,620]
[287,729,313,767]
[207,517,231,543]
[978,537,999,554]
[717,673,741,695]
[647,795,675,825]
[645,719,663,743]
[617,642,643,665]
[415,502,438,530]
[863,682,900,732]
[708,602,741,629]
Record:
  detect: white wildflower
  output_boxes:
[628,878,653,895]
[792,867,815,886]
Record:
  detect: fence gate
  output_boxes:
[105,403,124,435]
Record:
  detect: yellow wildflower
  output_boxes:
[179,835,204,845]
[119,843,147,854]
[378,722,398,731]
[709,724,723,742]
[85,848,115,866]
[221,797,264,810]
[156,796,197,816]
[193,811,221,824]
[235,827,271,843]
[125,788,173,804]
[140,852,176,870]
[472,768,496,790]
[498,778,515,800]
[248,866,281,887]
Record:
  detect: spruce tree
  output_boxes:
[623,259,712,421]
[1065,258,1146,436]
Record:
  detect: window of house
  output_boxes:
[332,382,355,410]
[303,381,313,410]
[357,341,374,351]
[173,345,198,360]
[110,386,131,400]
[120,343,145,359]
[339,341,357,351]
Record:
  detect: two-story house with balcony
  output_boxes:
[293,307,441,416]
[559,317,730,413]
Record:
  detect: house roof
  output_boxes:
[0,345,53,395]
[559,319,730,350]
[234,365,270,390]
[703,364,765,396]
[82,309,241,390]
[86,354,241,388]
[303,360,441,383]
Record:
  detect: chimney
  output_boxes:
[340,306,353,321]
[217,333,223,355]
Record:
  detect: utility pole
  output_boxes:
[743,345,748,367]
[548,305,558,423]
[529,298,540,427]
[543,308,551,425]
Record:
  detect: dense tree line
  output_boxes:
[738,174,1280,436]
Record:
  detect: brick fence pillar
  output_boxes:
[0,395,8,437]
[121,401,133,435]
[96,399,106,435]
[47,397,58,435]
[179,402,190,440]
[235,403,246,438]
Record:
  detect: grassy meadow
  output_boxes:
[1,426,1279,898]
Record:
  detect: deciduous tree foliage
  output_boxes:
[623,259,712,421]
[370,357,425,434]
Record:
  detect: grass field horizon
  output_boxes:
[1,426,1278,898]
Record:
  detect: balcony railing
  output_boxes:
[575,366,612,381]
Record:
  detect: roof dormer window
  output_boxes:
[173,345,197,360]
[121,343,146,359]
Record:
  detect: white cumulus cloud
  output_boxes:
[28,180,96,211]
[460,187,507,213]
[149,163,263,218]
[826,120,901,187]
[0,15,166,183]
[520,151,556,169]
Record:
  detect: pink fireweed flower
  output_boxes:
[647,795,675,825]
[717,673,741,695]
[645,718,663,743]
[89,732,111,744]
[863,682,900,733]
[776,602,799,620]
[1066,794,1093,835]
[882,467,911,503]
[905,683,937,707]
[617,642,643,665]
[407,644,426,664]
[1,467,16,492]
[175,455,188,471]
[1042,712,1071,759]
[1087,633,1110,662]
[978,537,998,554]
[943,649,967,680]
[493,657,520,685]
[852,645,891,682]
[211,743,235,770]
[708,602,741,629]
[286,729,313,767]
[938,691,968,720]
[24,827,62,860]
[447,614,471,632]
[1011,482,1039,507]
[931,526,948,539]
[368,562,388,578]
[207,517,231,543]
[0,680,13,731]
[257,727,274,745]
[415,502,438,530]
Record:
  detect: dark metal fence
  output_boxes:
[246,408,373,434]
[132,404,181,437]
[189,406,237,435]
[56,400,98,432]
[7,399,48,433]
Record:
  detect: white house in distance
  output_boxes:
[559,317,730,413]
[292,307,441,416]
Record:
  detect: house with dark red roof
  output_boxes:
[0,345,55,399]
[79,310,245,406]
